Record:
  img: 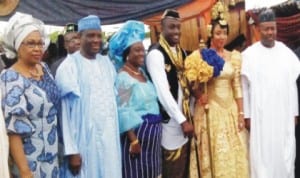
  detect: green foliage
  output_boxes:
[49,31,61,43]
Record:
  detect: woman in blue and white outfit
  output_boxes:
[0,90,9,178]
[109,20,162,178]
[0,12,60,178]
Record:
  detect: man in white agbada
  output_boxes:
[242,9,300,178]
[55,15,122,178]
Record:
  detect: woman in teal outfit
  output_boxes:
[109,20,162,178]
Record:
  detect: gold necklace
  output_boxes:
[13,63,42,79]
[28,65,43,79]
[124,65,142,76]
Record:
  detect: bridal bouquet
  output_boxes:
[184,48,224,84]
[200,48,225,78]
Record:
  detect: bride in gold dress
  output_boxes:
[189,18,250,178]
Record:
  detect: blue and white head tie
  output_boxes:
[109,20,145,70]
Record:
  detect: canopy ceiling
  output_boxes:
[0,0,192,26]
[143,0,216,26]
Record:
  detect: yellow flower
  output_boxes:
[220,13,224,19]
[185,70,198,82]
[217,3,224,12]
[184,50,213,83]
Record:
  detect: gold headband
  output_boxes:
[207,0,229,37]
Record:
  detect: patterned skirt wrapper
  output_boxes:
[121,114,162,178]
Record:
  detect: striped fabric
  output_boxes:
[121,114,162,178]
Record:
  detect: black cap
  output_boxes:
[65,23,78,34]
[258,8,276,23]
[161,9,180,20]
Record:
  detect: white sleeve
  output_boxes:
[241,50,251,119]
[61,97,79,155]
[242,75,251,119]
[291,53,300,117]
[146,49,186,124]
[288,48,300,117]
[292,81,299,117]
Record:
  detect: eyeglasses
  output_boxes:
[21,41,45,48]
[65,38,80,43]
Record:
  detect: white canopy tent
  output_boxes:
[245,0,288,10]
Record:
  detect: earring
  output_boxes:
[126,56,129,61]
